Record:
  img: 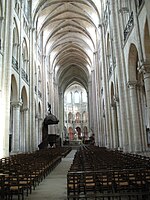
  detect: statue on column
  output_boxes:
[48,103,51,114]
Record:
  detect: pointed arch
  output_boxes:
[21,86,28,109]
[22,38,29,83]
[12,18,19,71]
[11,74,18,101]
[22,38,28,62]
[82,111,88,123]
[128,43,139,81]
[68,112,73,124]
[75,112,81,123]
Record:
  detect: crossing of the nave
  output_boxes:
[0,0,150,199]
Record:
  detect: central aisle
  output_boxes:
[25,149,76,200]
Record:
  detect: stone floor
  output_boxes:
[24,150,76,200]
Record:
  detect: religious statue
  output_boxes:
[48,103,51,114]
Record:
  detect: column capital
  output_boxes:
[127,81,143,89]
[138,60,150,74]
[39,117,43,121]
[127,81,137,88]
[35,114,42,120]
[98,22,105,28]
[35,113,38,119]
[93,51,97,55]
[24,59,29,62]
[118,7,129,14]
[110,102,116,108]
[11,101,23,107]
[42,54,46,59]
[21,108,29,112]
[32,27,36,32]
[113,95,119,103]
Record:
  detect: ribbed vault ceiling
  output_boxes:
[32,0,101,91]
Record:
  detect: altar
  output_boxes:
[69,139,82,146]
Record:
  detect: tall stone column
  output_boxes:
[138,62,150,150]
[136,84,147,151]
[88,80,92,132]
[59,91,64,145]
[0,0,15,158]
[35,114,39,147]
[115,100,123,149]
[0,17,4,90]
[11,101,22,153]
[91,69,99,145]
[38,117,43,145]
[20,108,29,152]
[53,81,59,135]
[29,27,36,152]
[111,104,118,149]
[89,70,95,132]
[20,109,24,152]
[127,81,142,152]
[109,0,130,152]
[24,108,29,152]
[98,24,111,148]
[139,62,150,128]
[93,51,101,146]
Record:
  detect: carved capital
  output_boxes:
[138,60,150,74]
[93,51,97,55]
[98,23,103,28]
[11,101,23,108]
[127,81,143,89]
[110,102,116,108]
[35,114,42,120]
[21,108,29,112]
[127,81,137,88]
[42,54,46,59]
[32,27,36,32]
[119,7,129,14]
[24,59,29,63]
[113,95,119,103]
[13,43,18,46]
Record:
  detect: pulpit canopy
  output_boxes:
[44,113,59,125]
[44,103,59,125]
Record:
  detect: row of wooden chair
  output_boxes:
[0,146,71,200]
[67,146,150,199]
[67,169,150,199]
[69,146,150,172]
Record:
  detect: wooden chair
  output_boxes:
[4,172,24,200]
[67,172,80,199]
[0,174,5,199]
